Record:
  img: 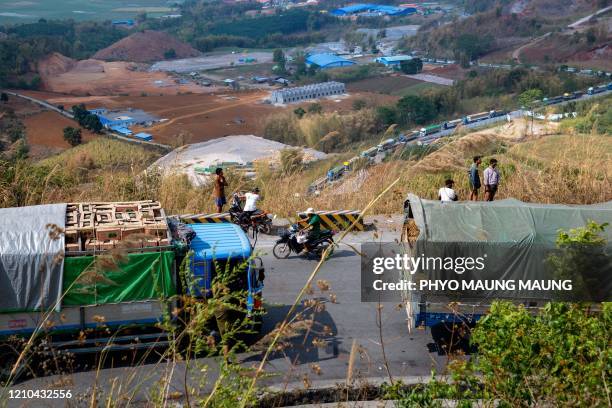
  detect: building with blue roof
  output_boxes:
[376,55,413,66]
[110,126,132,136]
[306,53,356,69]
[331,4,416,16]
[134,132,153,141]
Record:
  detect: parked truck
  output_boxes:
[0,201,264,357]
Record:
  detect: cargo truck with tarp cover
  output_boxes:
[0,201,264,356]
[400,194,612,327]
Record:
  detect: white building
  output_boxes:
[270,81,346,104]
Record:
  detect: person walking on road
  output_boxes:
[438,179,458,202]
[214,167,228,212]
[483,159,500,201]
[469,156,482,201]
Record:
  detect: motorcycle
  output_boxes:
[228,193,273,235]
[272,224,335,260]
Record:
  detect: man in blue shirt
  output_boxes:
[469,156,482,201]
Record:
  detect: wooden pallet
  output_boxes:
[65,201,168,252]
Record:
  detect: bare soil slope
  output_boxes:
[36,53,207,96]
[92,30,201,63]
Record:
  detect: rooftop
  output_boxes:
[306,53,356,67]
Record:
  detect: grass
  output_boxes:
[391,82,444,97]
[39,138,160,170]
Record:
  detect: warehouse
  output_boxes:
[270,81,346,104]
[376,55,413,67]
[306,53,356,69]
[331,4,416,16]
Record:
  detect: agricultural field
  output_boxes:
[0,0,175,24]
[347,75,442,96]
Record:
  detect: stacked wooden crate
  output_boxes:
[64,201,170,252]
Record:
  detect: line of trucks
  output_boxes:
[320,82,612,186]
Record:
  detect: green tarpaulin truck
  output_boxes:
[0,201,264,355]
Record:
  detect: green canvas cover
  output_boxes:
[405,194,612,301]
[63,251,176,306]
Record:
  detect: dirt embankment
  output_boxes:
[36,53,208,96]
[93,30,201,63]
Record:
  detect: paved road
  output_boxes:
[8,217,445,405]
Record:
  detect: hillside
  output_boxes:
[92,30,201,63]
[405,0,600,61]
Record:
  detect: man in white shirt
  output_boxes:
[438,179,458,202]
[242,187,260,215]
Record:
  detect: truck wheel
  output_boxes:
[273,242,291,259]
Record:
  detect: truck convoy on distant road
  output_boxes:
[312,81,612,193]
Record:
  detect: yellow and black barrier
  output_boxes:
[181,213,231,224]
[297,210,365,231]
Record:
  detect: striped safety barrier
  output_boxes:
[297,210,365,231]
[181,213,231,224]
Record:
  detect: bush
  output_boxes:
[63,127,82,147]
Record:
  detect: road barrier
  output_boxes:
[297,210,365,231]
[180,213,231,224]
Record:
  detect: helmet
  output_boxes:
[305,207,315,215]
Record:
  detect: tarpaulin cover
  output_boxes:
[63,251,176,306]
[0,204,67,313]
[406,194,612,300]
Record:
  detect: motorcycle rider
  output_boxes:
[302,207,321,252]
[242,187,260,216]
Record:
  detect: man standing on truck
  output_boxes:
[483,158,500,201]
[214,168,228,212]
[469,156,482,201]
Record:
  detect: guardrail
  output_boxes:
[180,213,232,224]
[296,210,365,231]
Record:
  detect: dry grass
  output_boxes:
[256,119,611,216]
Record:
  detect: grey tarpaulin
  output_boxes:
[0,204,67,312]
[405,194,612,301]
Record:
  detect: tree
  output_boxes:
[399,58,423,75]
[294,51,307,76]
[293,107,306,118]
[397,95,436,125]
[273,48,286,74]
[63,126,82,146]
[518,88,543,135]
[164,48,177,59]
[0,93,8,103]
[82,114,103,133]
[376,106,397,128]
[518,88,543,107]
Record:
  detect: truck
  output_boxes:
[588,85,608,95]
[327,165,345,181]
[377,138,396,152]
[400,194,611,329]
[419,124,442,137]
[442,118,462,130]
[360,146,379,158]
[398,131,419,143]
[0,201,265,357]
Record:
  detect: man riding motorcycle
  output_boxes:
[302,207,322,253]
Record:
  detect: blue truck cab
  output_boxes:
[187,223,264,315]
